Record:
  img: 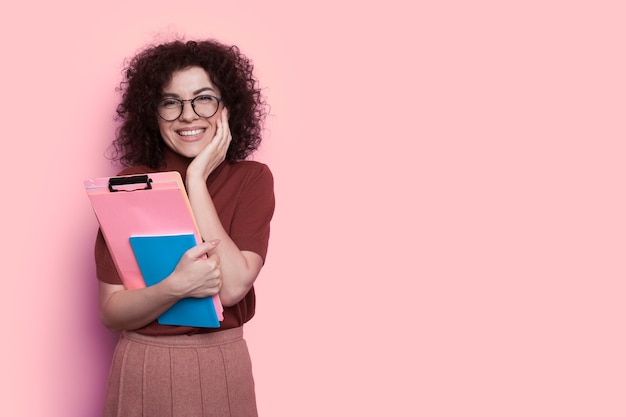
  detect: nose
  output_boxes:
[178,100,198,121]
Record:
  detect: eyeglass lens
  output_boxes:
[158,95,220,121]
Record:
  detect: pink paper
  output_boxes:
[85,171,223,320]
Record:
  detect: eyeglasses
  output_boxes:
[157,95,222,121]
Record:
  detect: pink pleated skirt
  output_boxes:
[103,327,257,417]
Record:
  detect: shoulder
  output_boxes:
[226,160,272,174]
[213,161,274,204]
[221,160,273,184]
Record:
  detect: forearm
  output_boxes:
[99,280,181,331]
[186,177,261,306]
[99,239,222,331]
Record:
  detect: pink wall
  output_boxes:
[2,1,626,416]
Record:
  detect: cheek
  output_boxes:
[156,121,170,138]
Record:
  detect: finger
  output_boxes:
[219,111,232,149]
[213,117,227,145]
[204,256,220,272]
[207,253,220,267]
[213,121,230,153]
[222,110,231,138]
[186,239,220,259]
[222,108,228,128]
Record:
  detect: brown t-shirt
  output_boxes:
[94,148,275,335]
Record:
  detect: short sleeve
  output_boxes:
[94,225,124,285]
[229,163,275,263]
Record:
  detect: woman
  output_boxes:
[94,38,274,417]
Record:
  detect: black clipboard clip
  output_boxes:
[108,175,153,192]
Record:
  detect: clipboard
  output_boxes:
[85,171,223,327]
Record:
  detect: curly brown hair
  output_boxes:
[111,39,267,168]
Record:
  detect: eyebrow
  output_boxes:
[161,87,218,97]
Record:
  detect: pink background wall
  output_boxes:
[1,1,625,416]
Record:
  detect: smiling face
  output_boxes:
[157,66,223,158]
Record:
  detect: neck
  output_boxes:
[163,147,193,183]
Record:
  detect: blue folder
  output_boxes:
[129,234,220,328]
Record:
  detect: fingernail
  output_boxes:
[209,239,221,245]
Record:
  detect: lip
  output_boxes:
[176,127,207,141]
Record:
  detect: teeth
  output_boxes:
[179,129,205,136]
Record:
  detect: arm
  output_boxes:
[186,177,264,306]
[185,108,265,307]
[98,240,222,331]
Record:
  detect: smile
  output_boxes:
[178,129,205,136]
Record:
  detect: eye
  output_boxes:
[195,95,216,104]
[160,98,180,108]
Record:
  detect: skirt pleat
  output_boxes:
[143,343,173,416]
[103,327,257,417]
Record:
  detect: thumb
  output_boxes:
[187,239,221,259]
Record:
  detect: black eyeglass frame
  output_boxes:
[157,95,223,121]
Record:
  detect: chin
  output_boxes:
[178,149,202,159]
[168,142,205,159]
